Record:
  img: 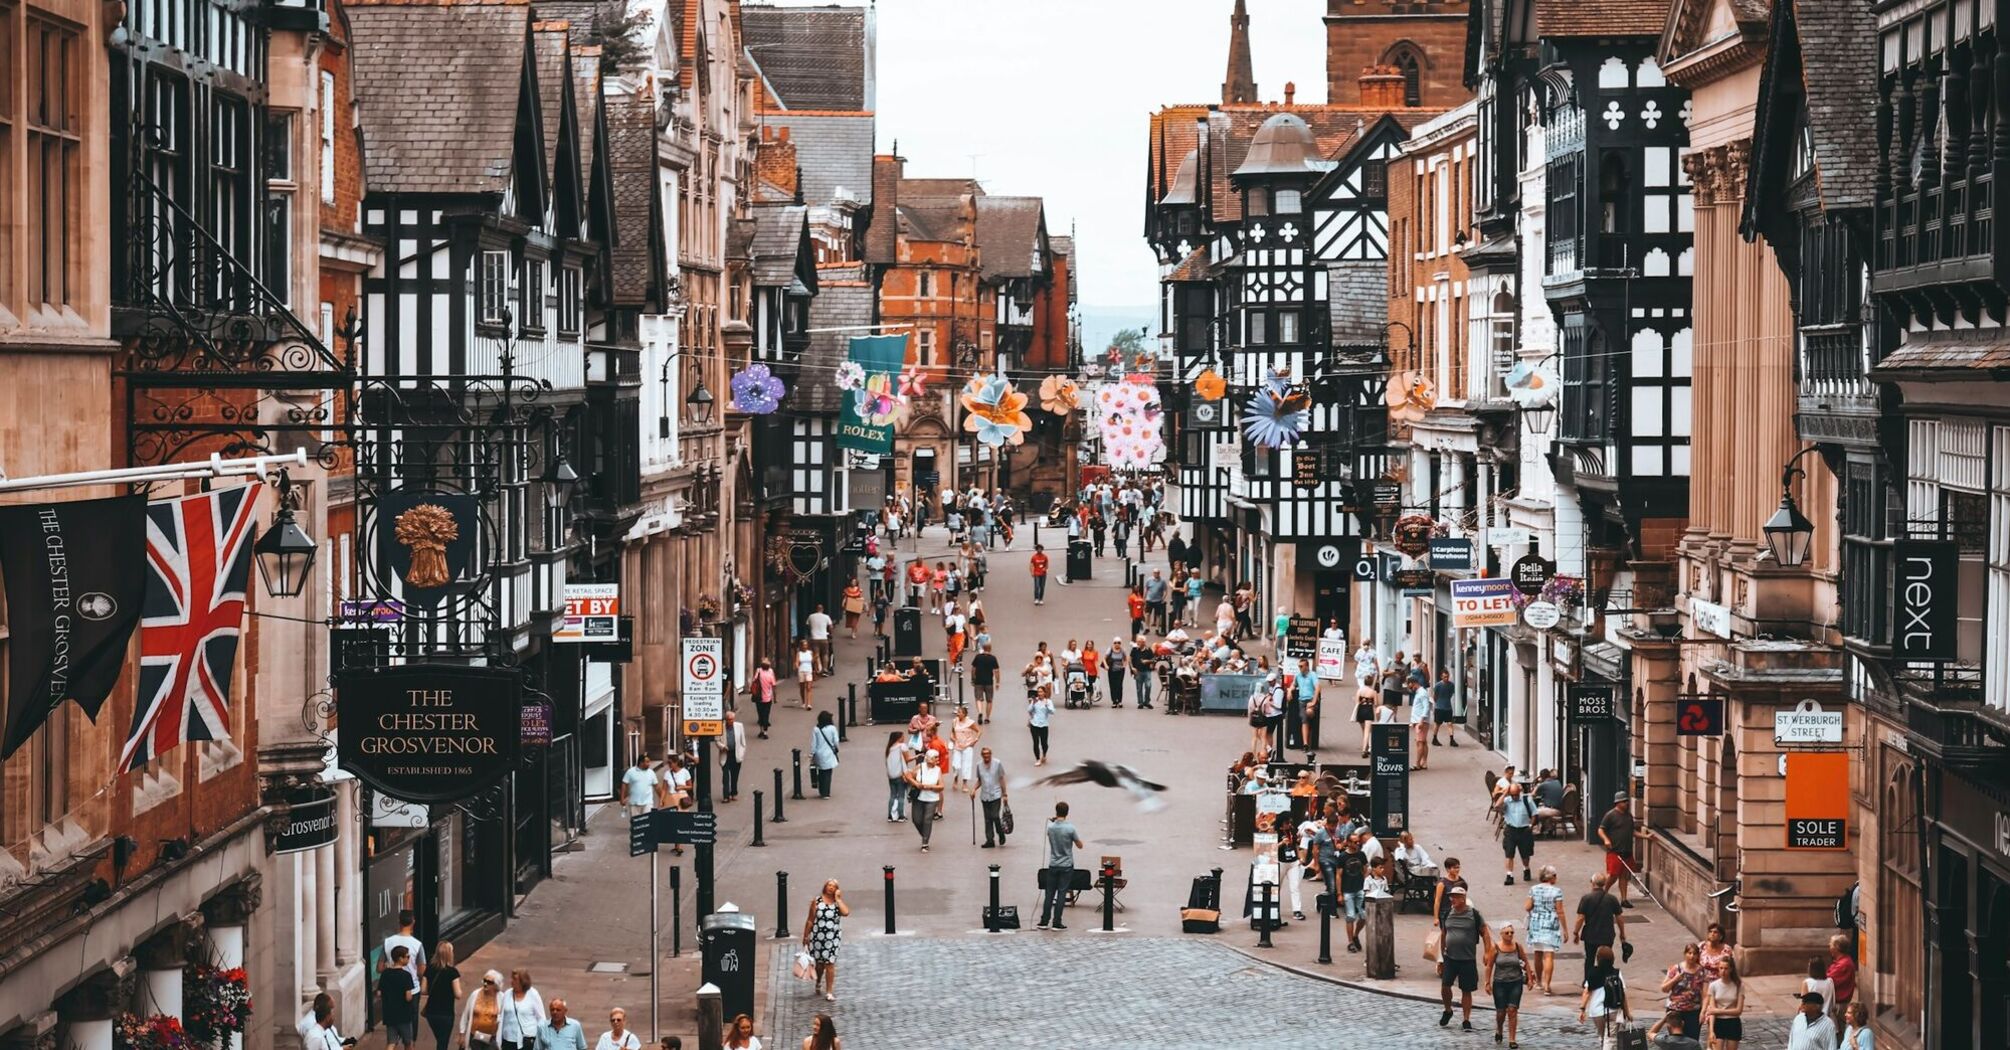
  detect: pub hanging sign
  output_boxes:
[335,664,523,803]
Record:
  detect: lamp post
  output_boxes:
[658,351,717,437]
[1763,446,1822,568]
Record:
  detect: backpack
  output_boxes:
[1601,971,1627,1011]
[1835,882,1859,930]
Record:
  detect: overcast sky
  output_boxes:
[761,0,1334,312]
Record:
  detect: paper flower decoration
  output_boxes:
[1038,374,1081,415]
[1240,373,1311,448]
[833,361,866,391]
[897,364,928,399]
[730,363,787,414]
[1504,361,1558,408]
[1094,379,1166,470]
[1193,369,1227,401]
[853,372,901,425]
[959,373,1033,447]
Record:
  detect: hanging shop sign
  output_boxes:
[1285,616,1320,659]
[1773,698,1844,746]
[1675,696,1725,737]
[1784,751,1849,850]
[838,335,907,455]
[682,636,726,736]
[1691,598,1732,640]
[582,616,636,664]
[520,698,553,747]
[555,583,620,643]
[1486,527,1531,548]
[336,664,523,803]
[1394,568,1436,596]
[1305,540,1351,573]
[270,789,340,855]
[1568,684,1617,724]
[1429,537,1473,573]
[1352,551,1380,581]
[1892,539,1960,661]
[374,491,481,608]
[1391,515,1437,558]
[1450,578,1519,628]
[1522,601,1561,629]
[1186,397,1227,431]
[1369,722,1410,836]
[1510,554,1554,596]
[1292,449,1323,490]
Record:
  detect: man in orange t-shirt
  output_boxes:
[1126,588,1147,637]
[1029,545,1050,605]
[906,559,930,607]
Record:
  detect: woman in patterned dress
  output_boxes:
[800,880,849,1002]
[1523,865,1567,995]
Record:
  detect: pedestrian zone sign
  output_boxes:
[682,637,725,736]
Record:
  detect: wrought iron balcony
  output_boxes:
[1902,680,2010,779]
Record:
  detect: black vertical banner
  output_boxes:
[1370,723,1410,836]
[0,496,148,757]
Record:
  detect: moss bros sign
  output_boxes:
[336,664,522,803]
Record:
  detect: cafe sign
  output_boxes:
[336,664,523,803]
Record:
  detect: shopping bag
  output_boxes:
[1614,1024,1648,1050]
[999,801,1015,836]
[1422,927,1442,962]
[791,950,815,981]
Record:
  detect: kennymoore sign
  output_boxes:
[336,664,522,803]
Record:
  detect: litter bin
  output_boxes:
[699,908,758,1022]
[1067,540,1093,582]
[893,607,923,657]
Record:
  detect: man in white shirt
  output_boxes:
[620,758,656,818]
[805,604,835,676]
[1395,830,1435,873]
[380,910,424,982]
[1787,993,1838,1050]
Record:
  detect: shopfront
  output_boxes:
[363,800,506,1022]
[1924,769,2010,1050]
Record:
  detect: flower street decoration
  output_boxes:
[897,364,928,400]
[184,965,253,1047]
[1239,370,1311,449]
[1093,379,1165,470]
[1504,360,1560,408]
[393,503,460,588]
[1038,374,1081,415]
[730,363,786,415]
[116,1015,194,1050]
[833,361,866,392]
[1387,371,1437,423]
[1542,574,1585,609]
[853,372,902,426]
[959,373,1034,447]
[1192,369,1227,401]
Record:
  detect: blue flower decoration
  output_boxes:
[731,363,787,415]
[1240,373,1310,448]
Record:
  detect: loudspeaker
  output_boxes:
[982,905,1020,930]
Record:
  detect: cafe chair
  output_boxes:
[1537,784,1582,839]
[1396,859,1437,915]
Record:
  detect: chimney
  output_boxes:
[1359,66,1406,110]
[1284,81,1296,106]
[865,153,903,264]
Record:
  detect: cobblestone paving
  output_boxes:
[765,936,1792,1049]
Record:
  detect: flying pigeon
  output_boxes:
[1031,760,1170,812]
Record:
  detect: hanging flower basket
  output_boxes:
[183,966,253,1047]
[116,1015,195,1050]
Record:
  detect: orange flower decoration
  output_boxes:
[1193,369,1227,401]
[1038,374,1081,415]
[959,374,1034,447]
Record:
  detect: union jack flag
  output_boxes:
[121,486,261,773]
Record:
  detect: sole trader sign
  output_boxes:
[336,664,523,803]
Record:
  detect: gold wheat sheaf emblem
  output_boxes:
[394,503,461,588]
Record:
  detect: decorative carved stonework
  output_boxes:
[0,1011,59,1050]
[202,874,264,927]
[54,958,138,1022]
[1684,151,1716,206]
[1722,140,1752,201]
[135,912,203,970]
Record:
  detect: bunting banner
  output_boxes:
[838,334,908,455]
[0,496,148,759]
[121,486,261,773]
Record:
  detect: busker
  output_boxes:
[1037,801,1084,931]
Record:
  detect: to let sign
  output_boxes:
[1449,578,1518,628]
[556,583,620,643]
[682,636,726,735]
[1785,751,1849,850]
[1893,539,1959,661]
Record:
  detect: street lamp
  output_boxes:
[1763,446,1822,568]
[658,352,717,435]
[540,448,580,508]
[254,471,317,599]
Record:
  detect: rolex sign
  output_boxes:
[336,664,523,803]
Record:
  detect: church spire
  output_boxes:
[1222,0,1257,105]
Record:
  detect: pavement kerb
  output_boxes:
[1221,942,1501,1010]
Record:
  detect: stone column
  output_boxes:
[334,785,361,967]
[204,877,262,1050]
[296,854,319,1002]
[135,922,196,1020]
[315,833,338,983]
[55,961,133,1050]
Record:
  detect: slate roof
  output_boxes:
[533,23,572,192]
[1791,0,1877,208]
[727,216,756,264]
[572,46,601,194]
[1873,336,2010,376]
[896,180,976,243]
[759,113,874,206]
[797,267,875,414]
[1538,0,1672,37]
[533,0,624,40]
[606,89,660,307]
[348,1,531,196]
[741,4,868,111]
[749,203,809,287]
[975,196,1046,280]
[1204,107,1434,223]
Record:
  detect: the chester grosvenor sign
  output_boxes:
[336,664,522,803]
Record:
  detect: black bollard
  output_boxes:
[1100,862,1117,932]
[791,749,805,800]
[1257,881,1275,948]
[1317,893,1333,964]
[837,710,848,744]
[986,864,1002,933]
[1308,699,1322,751]
[773,871,790,938]
[847,683,859,727]
[772,769,788,823]
[883,865,897,935]
[751,791,765,846]
[669,865,683,957]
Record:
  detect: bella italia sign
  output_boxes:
[336,664,522,803]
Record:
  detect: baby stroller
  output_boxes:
[1063,667,1094,709]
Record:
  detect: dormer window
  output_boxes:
[1274,189,1302,214]
[1792,117,1813,182]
